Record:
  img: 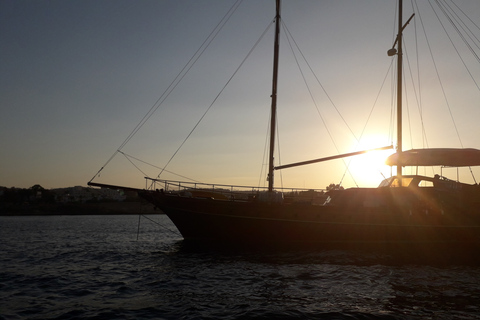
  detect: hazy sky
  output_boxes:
[1,0,480,190]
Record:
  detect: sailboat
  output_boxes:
[89,0,480,250]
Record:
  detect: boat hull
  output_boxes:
[140,190,480,252]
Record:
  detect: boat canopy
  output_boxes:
[385,148,480,167]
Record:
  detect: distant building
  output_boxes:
[51,186,126,203]
[0,186,130,204]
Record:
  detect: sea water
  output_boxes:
[1,214,480,319]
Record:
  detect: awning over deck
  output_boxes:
[385,148,480,167]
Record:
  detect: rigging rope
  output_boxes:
[410,0,478,182]
[136,214,181,240]
[276,114,284,189]
[447,0,480,43]
[281,22,359,187]
[431,0,480,89]
[121,151,148,178]
[90,0,244,183]
[118,151,200,183]
[436,0,480,63]
[433,0,480,183]
[421,0,463,148]
[156,18,275,180]
[342,59,397,182]
[402,41,415,151]
[258,114,272,189]
[412,4,430,150]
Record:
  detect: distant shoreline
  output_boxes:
[0,201,160,216]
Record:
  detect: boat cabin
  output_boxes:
[378,174,464,190]
[326,174,475,212]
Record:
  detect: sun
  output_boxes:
[345,137,396,187]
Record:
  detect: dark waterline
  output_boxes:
[1,215,480,319]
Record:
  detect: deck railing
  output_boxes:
[145,177,327,204]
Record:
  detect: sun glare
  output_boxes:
[346,137,396,187]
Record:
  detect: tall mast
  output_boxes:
[389,1,414,180]
[268,0,281,192]
[396,0,403,178]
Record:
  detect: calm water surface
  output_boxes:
[1,214,480,319]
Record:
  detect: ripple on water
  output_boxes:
[1,215,480,320]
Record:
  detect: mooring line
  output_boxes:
[136,214,181,240]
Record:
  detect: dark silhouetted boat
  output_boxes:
[89,0,480,252]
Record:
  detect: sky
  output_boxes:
[1,0,480,190]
